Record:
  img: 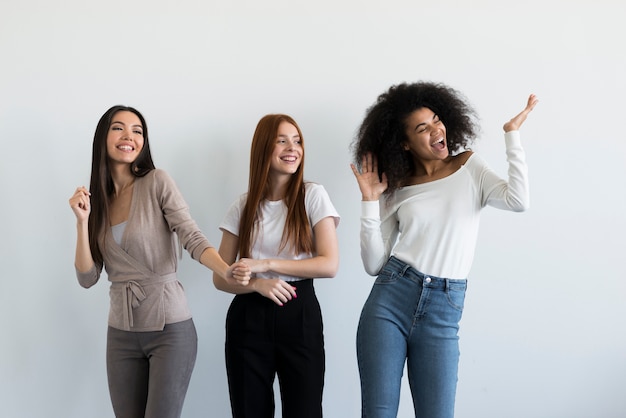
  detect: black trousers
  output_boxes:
[225,279,325,418]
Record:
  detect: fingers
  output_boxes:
[231,268,250,286]
[363,152,377,174]
[525,94,539,112]
[271,284,297,306]
[69,186,91,214]
[230,261,251,286]
[350,163,360,178]
[351,153,376,176]
[262,280,297,306]
[503,94,539,132]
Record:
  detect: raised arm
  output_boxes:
[503,94,538,132]
[69,186,100,287]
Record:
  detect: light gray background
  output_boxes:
[1,0,624,417]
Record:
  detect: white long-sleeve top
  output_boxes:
[360,131,529,280]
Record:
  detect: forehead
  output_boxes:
[111,110,142,126]
[405,107,435,124]
[277,121,299,136]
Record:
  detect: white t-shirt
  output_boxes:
[360,131,529,280]
[220,182,340,282]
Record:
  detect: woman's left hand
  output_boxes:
[503,94,539,132]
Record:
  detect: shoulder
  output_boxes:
[304,181,323,193]
[149,169,180,190]
[139,169,181,199]
[304,182,332,202]
[150,168,173,183]
[225,192,248,214]
[304,182,340,225]
[451,150,474,167]
[137,168,170,184]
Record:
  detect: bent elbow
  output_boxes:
[323,263,339,279]
[364,265,381,277]
[513,200,530,213]
[212,275,226,291]
[78,279,97,289]
[507,194,529,213]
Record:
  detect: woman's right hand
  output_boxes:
[69,186,91,223]
[225,260,251,286]
[350,153,388,201]
[253,278,297,306]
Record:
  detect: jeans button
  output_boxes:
[424,277,431,284]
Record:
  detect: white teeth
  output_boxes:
[118,145,133,151]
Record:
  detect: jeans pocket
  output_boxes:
[446,286,466,311]
[374,267,399,285]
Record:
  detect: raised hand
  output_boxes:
[350,152,388,201]
[503,94,539,132]
[69,186,91,223]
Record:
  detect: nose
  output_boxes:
[122,129,134,140]
[431,126,443,138]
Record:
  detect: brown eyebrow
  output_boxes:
[111,121,143,129]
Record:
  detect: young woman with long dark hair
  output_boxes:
[69,105,250,418]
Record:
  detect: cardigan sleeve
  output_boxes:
[154,169,213,262]
[75,262,102,288]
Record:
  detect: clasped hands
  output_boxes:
[225,258,297,306]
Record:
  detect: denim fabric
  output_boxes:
[357,257,467,418]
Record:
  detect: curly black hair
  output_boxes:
[352,81,480,196]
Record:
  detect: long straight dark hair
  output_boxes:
[238,114,313,258]
[87,105,155,266]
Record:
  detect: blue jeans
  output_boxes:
[357,257,467,418]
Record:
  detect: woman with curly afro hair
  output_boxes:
[350,81,538,418]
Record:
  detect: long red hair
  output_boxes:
[238,114,313,258]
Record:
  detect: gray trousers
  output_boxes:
[106,319,198,418]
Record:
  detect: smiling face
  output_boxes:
[403,107,448,163]
[269,121,303,179]
[106,110,144,166]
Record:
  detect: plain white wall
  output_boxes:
[1,0,625,417]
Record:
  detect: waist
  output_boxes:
[386,256,467,290]
[109,272,178,286]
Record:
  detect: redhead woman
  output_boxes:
[213,114,340,418]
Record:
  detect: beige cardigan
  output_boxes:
[76,169,212,331]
